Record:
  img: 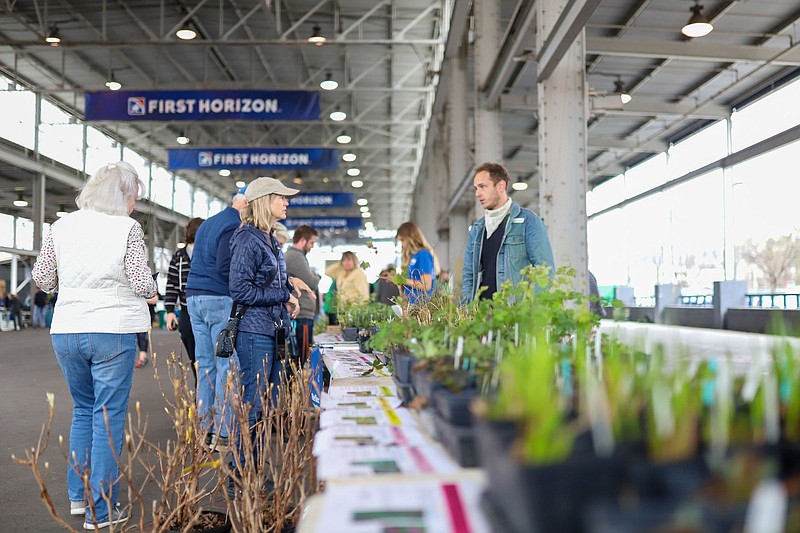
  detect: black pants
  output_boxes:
[10,311,22,330]
[136,332,148,352]
[178,309,197,385]
[293,318,314,367]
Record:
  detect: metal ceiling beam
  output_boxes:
[483,0,537,108]
[536,0,602,82]
[501,94,730,119]
[0,38,441,47]
[339,0,391,38]
[586,37,800,67]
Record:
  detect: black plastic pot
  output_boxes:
[410,369,443,404]
[392,375,415,405]
[358,334,371,353]
[626,455,708,500]
[432,388,478,427]
[487,455,623,533]
[167,510,231,533]
[391,351,417,383]
[433,414,478,467]
[473,416,519,472]
[342,327,359,342]
[327,313,338,326]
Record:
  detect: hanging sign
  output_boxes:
[283,217,363,231]
[84,89,320,121]
[168,148,338,170]
[289,193,354,208]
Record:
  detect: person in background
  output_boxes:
[31,161,155,529]
[165,217,204,386]
[32,286,47,328]
[325,251,369,305]
[284,225,320,366]
[227,177,300,497]
[462,162,554,304]
[185,188,248,450]
[588,270,607,317]
[8,293,22,330]
[273,221,290,247]
[374,265,400,305]
[396,222,439,304]
[437,269,451,293]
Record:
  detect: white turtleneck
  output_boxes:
[484,198,512,238]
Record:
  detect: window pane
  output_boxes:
[85,127,121,174]
[39,99,83,169]
[0,88,35,149]
[668,121,727,180]
[150,166,173,209]
[209,199,224,217]
[732,77,800,151]
[0,214,14,247]
[193,190,209,218]
[173,178,192,216]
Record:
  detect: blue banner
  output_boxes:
[85,89,319,121]
[283,217,363,231]
[289,193,354,208]
[168,148,338,170]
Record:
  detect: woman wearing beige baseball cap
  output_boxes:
[226,176,303,491]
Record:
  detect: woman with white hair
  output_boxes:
[32,161,155,529]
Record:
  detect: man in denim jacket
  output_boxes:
[461,162,555,304]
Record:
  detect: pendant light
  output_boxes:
[681,2,713,38]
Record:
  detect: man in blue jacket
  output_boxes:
[186,190,248,448]
[461,162,555,304]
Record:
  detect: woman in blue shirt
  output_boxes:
[396,222,439,304]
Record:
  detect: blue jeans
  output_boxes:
[187,294,234,437]
[33,305,46,328]
[233,331,277,467]
[52,333,136,523]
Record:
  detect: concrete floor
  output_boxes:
[0,327,199,532]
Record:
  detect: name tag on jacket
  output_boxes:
[512,217,524,223]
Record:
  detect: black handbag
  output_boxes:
[214,234,283,358]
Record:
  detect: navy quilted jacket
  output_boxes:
[228,224,292,336]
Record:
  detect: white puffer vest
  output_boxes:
[50,210,150,334]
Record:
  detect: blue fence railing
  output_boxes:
[681,294,714,306]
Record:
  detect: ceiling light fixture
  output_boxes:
[177,131,190,145]
[307,25,326,46]
[359,206,370,213]
[337,133,352,144]
[235,180,247,188]
[56,208,69,217]
[45,26,61,46]
[347,168,360,177]
[176,27,197,40]
[342,152,357,162]
[361,212,371,218]
[330,108,347,121]
[320,72,338,91]
[13,194,28,207]
[681,2,713,38]
[511,178,529,191]
[351,180,364,188]
[293,177,303,184]
[614,78,632,104]
[322,176,330,183]
[105,74,122,91]
[220,169,232,177]
[357,198,368,206]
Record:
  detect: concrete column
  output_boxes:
[448,42,470,288]
[32,174,46,251]
[536,0,589,292]
[655,283,681,324]
[713,280,747,329]
[474,0,502,176]
[614,286,635,306]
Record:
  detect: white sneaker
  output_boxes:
[70,501,86,515]
[83,506,129,530]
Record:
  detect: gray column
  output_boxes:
[10,254,18,293]
[713,280,747,329]
[448,42,470,289]
[32,174,46,251]
[655,284,681,324]
[474,0,502,185]
[536,0,589,292]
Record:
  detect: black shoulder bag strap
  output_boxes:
[265,235,289,361]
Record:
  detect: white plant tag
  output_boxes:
[743,479,787,533]
[652,382,675,438]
